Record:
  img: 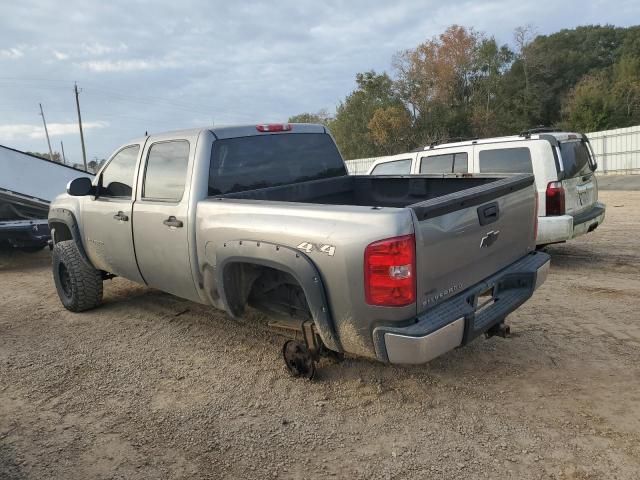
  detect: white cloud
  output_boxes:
[80,42,128,56]
[0,47,24,59]
[78,58,179,72]
[52,50,69,60]
[0,121,109,141]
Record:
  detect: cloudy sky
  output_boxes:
[1,0,638,164]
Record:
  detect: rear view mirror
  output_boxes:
[67,177,94,196]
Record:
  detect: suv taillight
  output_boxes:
[534,192,539,241]
[364,234,416,307]
[546,181,565,216]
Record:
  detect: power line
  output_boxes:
[0,77,220,115]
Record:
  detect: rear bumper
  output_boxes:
[536,202,606,245]
[373,251,550,364]
[572,202,605,238]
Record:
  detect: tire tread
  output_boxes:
[52,240,103,312]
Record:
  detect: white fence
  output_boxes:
[344,157,379,174]
[585,125,640,175]
[344,124,640,175]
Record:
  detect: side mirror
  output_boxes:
[67,177,94,196]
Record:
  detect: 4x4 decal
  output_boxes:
[297,242,336,257]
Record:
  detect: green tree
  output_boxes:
[27,151,62,162]
[561,72,613,131]
[471,38,514,136]
[562,54,640,131]
[368,105,413,154]
[393,25,480,141]
[612,55,640,122]
[288,110,332,125]
[330,71,404,159]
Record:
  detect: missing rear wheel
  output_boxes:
[282,340,316,379]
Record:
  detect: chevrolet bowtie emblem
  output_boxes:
[480,230,500,248]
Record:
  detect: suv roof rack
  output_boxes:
[420,136,479,150]
[519,126,561,137]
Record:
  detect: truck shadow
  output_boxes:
[0,441,26,480]
[544,243,639,273]
[0,247,50,272]
[95,279,557,388]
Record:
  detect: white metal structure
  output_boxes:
[364,131,605,246]
[586,125,640,174]
[0,144,93,219]
[344,157,379,174]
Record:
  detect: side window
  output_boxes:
[100,145,140,198]
[479,147,533,173]
[420,152,468,174]
[420,154,453,173]
[143,141,190,201]
[453,152,468,173]
[370,159,411,175]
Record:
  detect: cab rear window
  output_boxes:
[559,140,594,178]
[208,133,346,195]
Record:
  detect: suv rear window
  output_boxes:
[479,147,533,173]
[208,133,346,195]
[559,140,594,178]
[370,159,412,175]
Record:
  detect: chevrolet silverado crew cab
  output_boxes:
[367,128,605,247]
[49,123,550,378]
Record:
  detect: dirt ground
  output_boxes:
[1,188,639,480]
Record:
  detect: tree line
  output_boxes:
[290,24,640,160]
[27,151,104,172]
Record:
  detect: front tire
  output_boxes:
[52,240,103,312]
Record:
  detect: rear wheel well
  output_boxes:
[222,262,311,324]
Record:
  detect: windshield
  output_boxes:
[208,133,347,195]
[559,140,595,178]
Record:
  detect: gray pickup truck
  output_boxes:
[49,123,550,377]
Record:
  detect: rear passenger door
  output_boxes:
[132,136,200,302]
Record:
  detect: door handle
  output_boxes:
[477,202,499,226]
[163,216,183,228]
[113,211,129,221]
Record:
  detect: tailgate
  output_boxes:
[563,173,598,216]
[410,174,536,314]
[558,139,598,216]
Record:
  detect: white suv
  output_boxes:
[366,129,606,246]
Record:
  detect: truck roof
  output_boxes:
[139,123,327,142]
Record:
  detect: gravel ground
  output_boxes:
[1,189,639,480]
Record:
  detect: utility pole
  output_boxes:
[60,141,67,164]
[39,103,54,161]
[74,82,88,171]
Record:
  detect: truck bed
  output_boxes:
[213,174,515,209]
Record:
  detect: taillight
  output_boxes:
[533,191,539,240]
[545,181,565,216]
[364,234,416,307]
[256,124,292,132]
